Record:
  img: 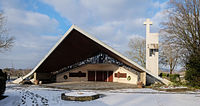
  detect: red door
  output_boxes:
[96,71,103,81]
[108,71,113,82]
[88,71,95,81]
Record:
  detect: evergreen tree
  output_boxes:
[0,69,6,96]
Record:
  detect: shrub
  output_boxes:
[185,54,200,87]
[159,72,181,83]
[159,73,169,79]
[159,73,163,77]
[169,74,180,83]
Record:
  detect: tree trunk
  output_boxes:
[170,69,173,74]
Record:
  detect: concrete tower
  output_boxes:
[144,19,159,76]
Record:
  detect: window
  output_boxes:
[150,49,158,56]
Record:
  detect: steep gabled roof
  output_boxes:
[13,25,169,84]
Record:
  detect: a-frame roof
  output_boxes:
[17,25,167,84]
[34,25,146,73]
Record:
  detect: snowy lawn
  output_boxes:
[0,84,200,106]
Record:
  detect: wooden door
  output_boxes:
[96,71,103,81]
[88,71,95,81]
[108,71,113,82]
[103,71,108,82]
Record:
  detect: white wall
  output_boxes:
[56,64,138,84]
[113,67,138,84]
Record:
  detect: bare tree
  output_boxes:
[126,37,146,67]
[162,0,200,58]
[0,12,14,52]
[161,0,200,86]
[159,42,182,74]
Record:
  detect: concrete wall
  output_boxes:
[34,72,52,80]
[140,72,146,85]
[56,64,138,84]
[146,33,159,77]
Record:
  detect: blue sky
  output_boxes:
[0,0,168,69]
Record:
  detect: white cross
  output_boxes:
[144,18,153,34]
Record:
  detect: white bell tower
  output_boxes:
[144,19,159,76]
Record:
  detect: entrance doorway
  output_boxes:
[96,71,103,81]
[88,71,95,81]
[88,71,113,82]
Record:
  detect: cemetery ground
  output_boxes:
[0,83,200,106]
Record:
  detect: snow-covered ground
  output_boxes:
[0,84,200,106]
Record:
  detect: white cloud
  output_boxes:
[43,0,156,25]
[4,8,59,35]
[126,34,145,40]
[0,1,61,69]
[42,0,166,50]
[0,0,169,69]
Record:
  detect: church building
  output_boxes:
[13,19,169,85]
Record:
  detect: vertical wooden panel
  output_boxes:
[103,71,108,82]
[96,71,103,81]
[88,71,95,81]
[108,71,113,82]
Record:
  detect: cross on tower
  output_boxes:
[144,18,153,34]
